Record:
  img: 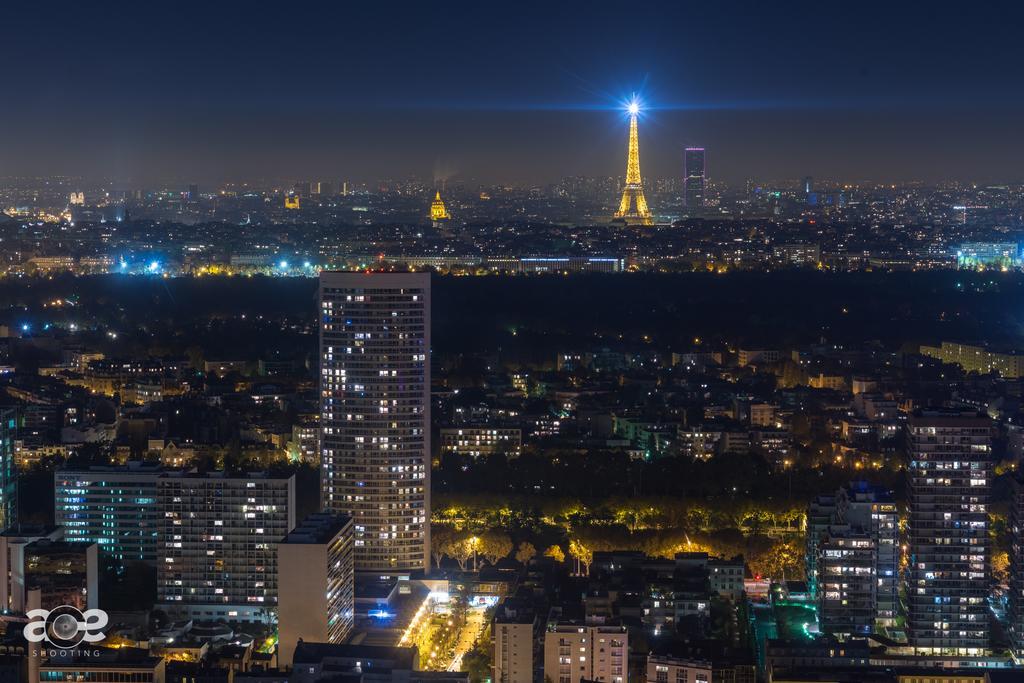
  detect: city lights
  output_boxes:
[1,5,1021,683]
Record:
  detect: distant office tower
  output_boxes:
[157,472,296,622]
[187,183,199,201]
[319,272,430,574]
[683,147,706,209]
[0,409,15,532]
[907,412,991,654]
[278,513,355,668]
[294,181,312,197]
[54,462,162,566]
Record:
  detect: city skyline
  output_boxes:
[6,3,1024,682]
[3,2,1024,185]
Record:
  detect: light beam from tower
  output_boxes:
[614,99,653,226]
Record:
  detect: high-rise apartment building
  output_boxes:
[906,412,991,654]
[817,526,876,638]
[1007,475,1024,657]
[805,493,837,597]
[54,462,162,565]
[835,482,898,627]
[806,481,899,636]
[684,147,706,209]
[278,513,355,668]
[319,272,430,574]
[157,472,295,623]
[0,409,16,532]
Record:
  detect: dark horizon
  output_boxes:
[3,1,1024,186]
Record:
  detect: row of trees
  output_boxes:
[429,522,806,581]
[433,492,807,536]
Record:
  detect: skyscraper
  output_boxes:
[683,147,706,209]
[1010,476,1024,657]
[319,272,430,574]
[805,482,897,637]
[906,412,991,655]
[835,482,898,627]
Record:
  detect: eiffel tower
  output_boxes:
[613,101,653,225]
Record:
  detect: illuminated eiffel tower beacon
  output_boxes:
[613,100,653,225]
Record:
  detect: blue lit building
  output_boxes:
[0,408,16,532]
[955,242,1020,269]
[53,462,162,566]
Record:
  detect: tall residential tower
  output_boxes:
[0,409,16,532]
[906,412,991,655]
[319,272,430,574]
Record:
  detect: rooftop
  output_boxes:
[282,512,352,544]
[292,642,417,669]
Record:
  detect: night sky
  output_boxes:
[3,1,1023,185]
